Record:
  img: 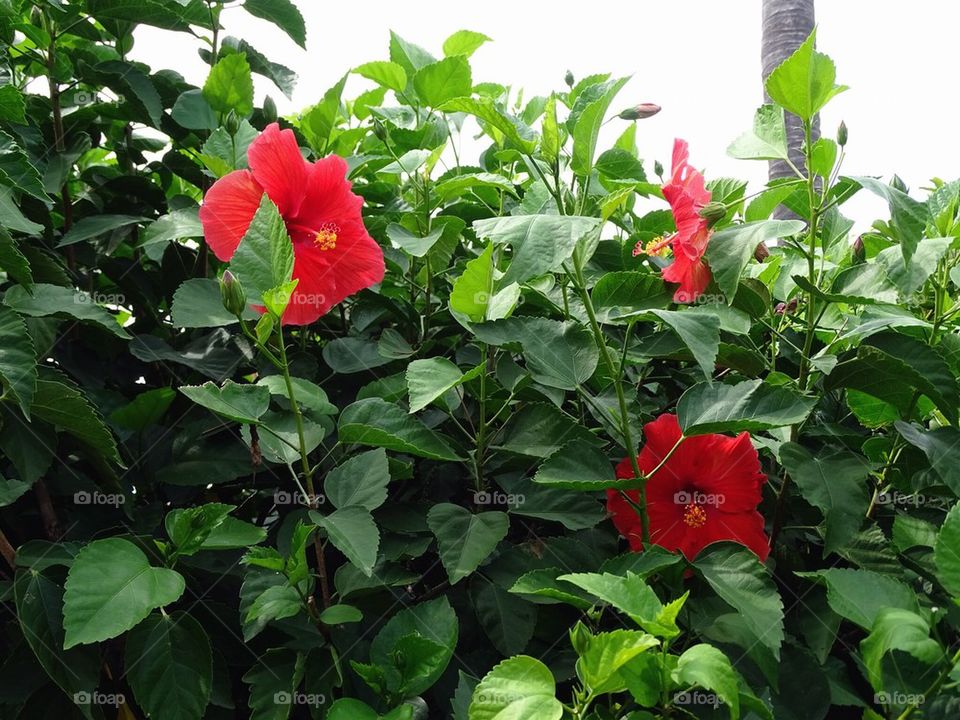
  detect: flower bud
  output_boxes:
[891,175,907,193]
[754,242,770,262]
[698,201,727,226]
[564,70,575,88]
[852,234,865,263]
[618,103,661,121]
[654,160,665,178]
[224,110,241,136]
[837,120,848,148]
[219,270,246,317]
[372,118,388,142]
[569,621,591,655]
[262,96,277,124]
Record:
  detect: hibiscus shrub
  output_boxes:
[2,4,960,719]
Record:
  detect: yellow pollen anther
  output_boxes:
[683,504,708,529]
[314,222,339,251]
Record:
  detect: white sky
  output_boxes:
[133,0,960,228]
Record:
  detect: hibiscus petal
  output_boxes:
[688,510,770,562]
[661,251,711,303]
[248,123,309,218]
[198,170,264,261]
[293,154,363,230]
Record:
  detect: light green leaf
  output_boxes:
[387,223,444,257]
[442,30,491,58]
[560,571,682,638]
[677,379,815,435]
[63,538,186,648]
[860,609,941,692]
[469,656,562,720]
[354,61,407,93]
[324,448,390,511]
[414,56,472,107]
[440,96,537,153]
[578,629,660,694]
[125,612,213,720]
[727,104,790,161]
[571,77,629,176]
[319,604,363,625]
[779,443,871,554]
[427,503,509,584]
[672,644,740,720]
[799,567,920,629]
[705,220,805,302]
[229,195,294,301]
[764,29,847,121]
[450,244,495,322]
[407,357,478,413]
[473,214,600,287]
[180,380,270,424]
[852,176,929,263]
[647,309,721,381]
[203,52,254,116]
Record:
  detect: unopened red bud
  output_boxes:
[754,242,770,262]
[775,302,787,315]
[852,234,865,262]
[618,103,661,121]
[698,201,727,226]
[786,297,798,313]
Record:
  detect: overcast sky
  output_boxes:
[133,1,958,227]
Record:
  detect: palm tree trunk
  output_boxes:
[761,0,817,183]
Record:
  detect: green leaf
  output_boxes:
[257,375,337,420]
[0,475,30,507]
[934,502,960,596]
[242,649,305,720]
[434,172,517,202]
[877,237,951,296]
[407,357,478,413]
[171,278,256,328]
[578,629,660,694]
[472,317,599,390]
[851,176,929,263]
[779,443,871,554]
[450,244,495,322]
[57,214,149,247]
[799,567,920,629]
[63,538,186,648]
[427,503,509,584]
[571,77,629,176]
[245,584,301,625]
[389,31,437,77]
[472,581,536,656]
[180,380,270,424]
[354,61,407,93]
[533,440,619,491]
[4,283,131,338]
[165,503,233,556]
[469,656,563,720]
[32,375,121,464]
[171,89,217,130]
[87,0,212,32]
[0,130,47,201]
[243,0,306,48]
[694,544,784,658]
[440,96,537,153]
[14,572,99,705]
[125,612,212,720]
[203,52,254,116]
[764,29,847,121]
[672,644,740,720]
[324,448,390,511]
[0,85,26,124]
[319,604,363,625]
[370,596,458,697]
[473,214,600,287]
[592,271,670,322]
[414,56,472,107]
[109,388,176,431]
[705,220,805,302]
[495,402,603,458]
[860,609,941,692]
[647,309,721,381]
[442,30,491,58]
[0,227,32,286]
[559,571,681,638]
[229,195,294,301]
[0,306,35,417]
[677,379,815,435]
[339,398,463,461]
[313,506,379,576]
[387,223,444,257]
[727,104,790,161]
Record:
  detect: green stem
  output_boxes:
[569,254,650,545]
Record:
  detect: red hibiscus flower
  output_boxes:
[199,123,385,325]
[635,139,712,303]
[606,414,770,562]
